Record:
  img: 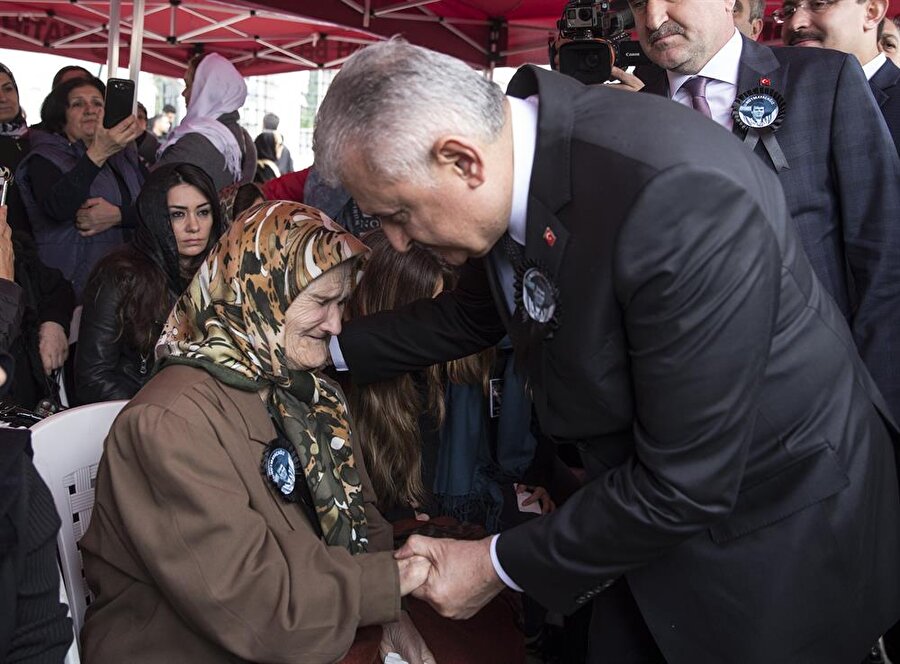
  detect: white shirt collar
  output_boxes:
[667,28,743,97]
[506,95,538,246]
[862,52,887,80]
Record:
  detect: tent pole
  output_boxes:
[129,0,146,111]
[106,0,121,76]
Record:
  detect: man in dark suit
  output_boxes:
[778,0,900,153]
[624,0,900,425]
[314,39,900,663]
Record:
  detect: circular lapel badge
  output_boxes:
[732,86,786,132]
[521,267,557,324]
[262,442,299,501]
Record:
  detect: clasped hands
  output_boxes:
[396,535,505,620]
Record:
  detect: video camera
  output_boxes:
[552,0,651,85]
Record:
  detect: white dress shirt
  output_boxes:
[668,28,744,130]
[862,52,887,81]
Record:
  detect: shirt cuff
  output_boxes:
[329,335,348,371]
[490,534,523,592]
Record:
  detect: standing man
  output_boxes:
[733,0,764,39]
[779,0,900,151]
[315,39,900,664]
[624,0,900,425]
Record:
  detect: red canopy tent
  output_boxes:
[0,0,384,77]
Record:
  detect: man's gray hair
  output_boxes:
[748,0,764,21]
[313,38,507,186]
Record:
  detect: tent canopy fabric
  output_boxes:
[0,0,384,77]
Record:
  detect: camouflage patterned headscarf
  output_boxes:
[157,200,370,553]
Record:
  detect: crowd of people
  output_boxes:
[0,0,899,662]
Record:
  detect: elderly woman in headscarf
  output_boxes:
[155,53,256,190]
[79,201,434,664]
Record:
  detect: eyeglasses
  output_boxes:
[67,98,104,111]
[772,0,841,23]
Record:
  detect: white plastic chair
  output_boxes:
[30,400,128,648]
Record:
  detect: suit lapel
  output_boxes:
[506,66,573,281]
[733,38,786,140]
[869,60,900,107]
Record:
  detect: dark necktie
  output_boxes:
[682,76,712,120]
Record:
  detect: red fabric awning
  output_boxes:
[0,0,385,77]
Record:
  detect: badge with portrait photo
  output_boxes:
[261,440,302,503]
[732,86,790,172]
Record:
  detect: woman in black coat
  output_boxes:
[75,163,224,403]
[0,62,33,236]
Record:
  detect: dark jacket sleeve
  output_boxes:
[75,273,140,403]
[338,258,506,385]
[496,168,781,613]
[831,56,900,424]
[1,449,73,662]
[27,154,102,224]
[0,278,23,354]
[13,233,74,332]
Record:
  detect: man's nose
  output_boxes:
[644,0,669,32]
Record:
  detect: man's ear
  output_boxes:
[433,137,486,188]
[866,0,889,30]
[751,17,764,40]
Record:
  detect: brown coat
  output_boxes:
[80,364,400,663]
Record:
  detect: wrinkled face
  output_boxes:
[283,263,353,371]
[167,183,214,260]
[64,84,104,143]
[629,0,738,74]
[341,146,511,266]
[881,19,900,65]
[781,0,873,51]
[0,74,19,123]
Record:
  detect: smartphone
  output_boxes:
[0,176,8,207]
[103,78,135,129]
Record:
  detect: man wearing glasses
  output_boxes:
[623,0,900,443]
[779,0,900,153]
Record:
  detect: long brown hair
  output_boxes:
[347,230,493,510]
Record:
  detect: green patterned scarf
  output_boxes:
[157,201,370,553]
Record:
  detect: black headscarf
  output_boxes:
[133,163,225,295]
[254,132,278,162]
[0,63,26,137]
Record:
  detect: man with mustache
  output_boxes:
[626,0,900,433]
[779,0,899,153]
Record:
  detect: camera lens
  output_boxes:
[577,7,592,21]
[585,52,601,68]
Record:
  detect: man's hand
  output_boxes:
[516,483,556,514]
[38,321,68,374]
[395,536,504,620]
[379,610,436,664]
[0,206,13,281]
[607,66,646,92]
[86,115,141,167]
[76,197,122,237]
[397,554,431,596]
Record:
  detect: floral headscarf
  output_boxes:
[157,200,371,553]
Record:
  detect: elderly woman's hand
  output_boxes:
[76,197,122,236]
[38,321,69,374]
[87,115,141,167]
[379,611,436,664]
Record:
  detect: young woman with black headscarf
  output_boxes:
[75,163,224,403]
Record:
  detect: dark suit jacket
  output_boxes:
[870,57,900,154]
[339,66,900,663]
[637,38,900,425]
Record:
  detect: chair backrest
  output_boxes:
[30,401,128,640]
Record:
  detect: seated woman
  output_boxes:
[155,53,256,190]
[17,76,143,297]
[80,202,433,663]
[75,163,224,404]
